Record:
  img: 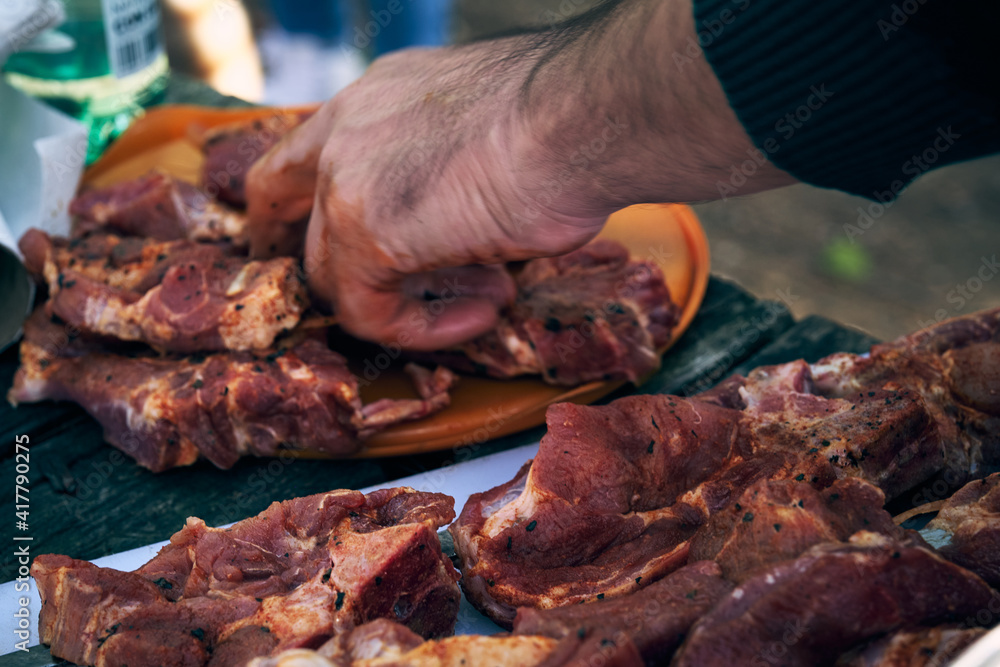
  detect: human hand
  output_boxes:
[246,40,609,350]
[246,0,794,350]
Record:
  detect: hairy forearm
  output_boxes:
[511,0,796,215]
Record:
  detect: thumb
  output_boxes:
[245,101,336,257]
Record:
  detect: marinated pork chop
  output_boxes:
[512,560,732,662]
[687,477,904,583]
[9,310,457,471]
[925,472,1000,588]
[71,170,248,245]
[673,532,997,667]
[250,621,566,667]
[251,563,729,667]
[20,228,307,353]
[32,488,461,667]
[198,111,314,208]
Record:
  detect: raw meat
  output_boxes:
[20,228,307,353]
[9,310,457,471]
[451,308,1000,626]
[673,532,997,667]
[71,171,247,245]
[925,472,1000,588]
[31,488,461,667]
[198,111,313,207]
[417,240,679,385]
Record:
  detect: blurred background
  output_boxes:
[24,0,1000,341]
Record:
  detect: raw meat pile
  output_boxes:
[7,116,680,471]
[445,307,1000,664]
[32,114,1000,666]
[30,309,1000,666]
[31,488,461,667]
[450,307,1000,623]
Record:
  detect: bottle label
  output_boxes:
[100,0,163,78]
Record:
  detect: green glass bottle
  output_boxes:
[3,0,169,163]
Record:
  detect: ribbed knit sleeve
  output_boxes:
[692,0,1000,200]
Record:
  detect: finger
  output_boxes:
[256,218,309,259]
[318,265,515,350]
[307,234,514,350]
[401,265,516,308]
[245,101,336,257]
[341,288,508,352]
[398,296,506,351]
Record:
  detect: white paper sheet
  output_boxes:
[0,80,87,350]
[0,80,87,255]
[0,442,539,653]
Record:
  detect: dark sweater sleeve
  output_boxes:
[692,0,1000,200]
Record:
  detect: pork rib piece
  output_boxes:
[836,626,986,667]
[672,532,998,667]
[198,111,314,207]
[418,240,679,385]
[9,310,457,471]
[925,472,1000,588]
[20,228,307,352]
[31,488,461,667]
[450,307,1000,626]
[71,170,248,245]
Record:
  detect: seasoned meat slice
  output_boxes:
[451,307,1000,626]
[812,308,1000,488]
[688,478,904,583]
[198,111,313,208]
[250,632,565,667]
[451,395,738,627]
[32,488,461,667]
[250,618,644,667]
[20,228,307,353]
[512,560,732,663]
[71,170,247,245]
[9,310,457,471]
[673,532,998,667]
[417,240,679,385]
